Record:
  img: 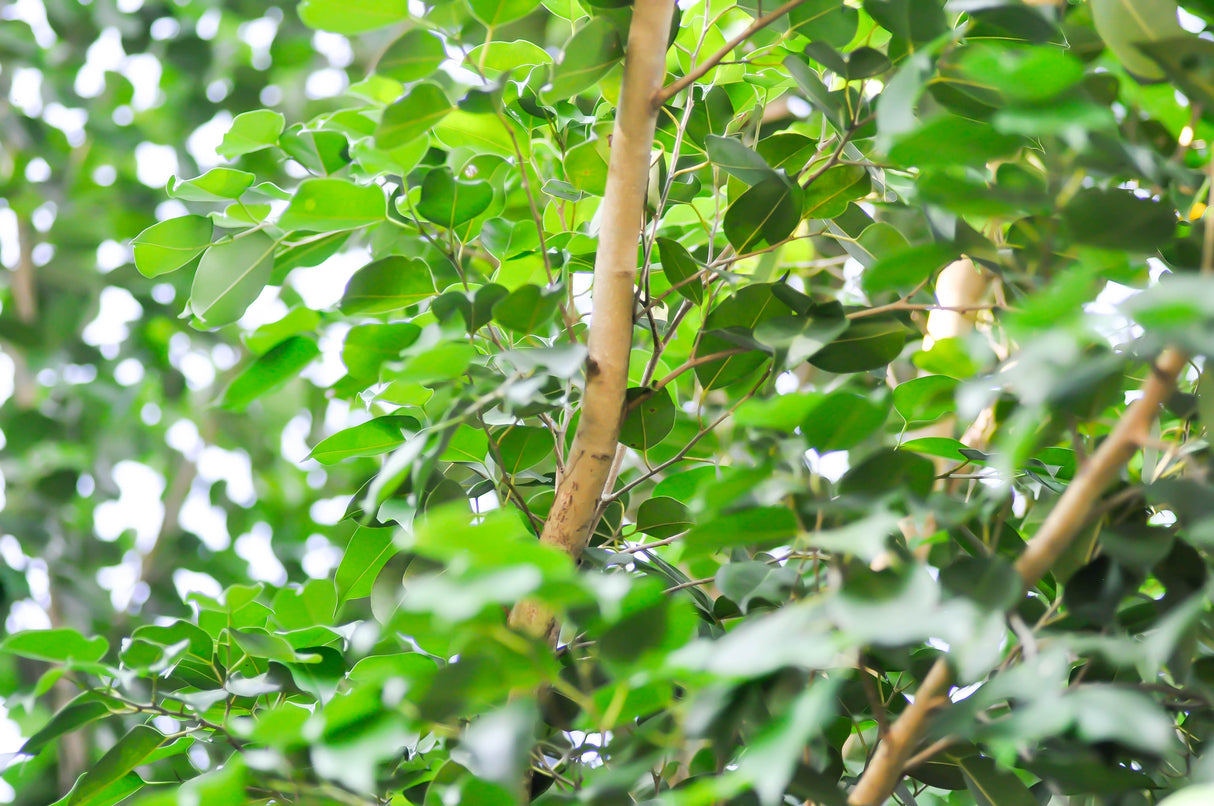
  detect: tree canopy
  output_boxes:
[5,0,1214,805]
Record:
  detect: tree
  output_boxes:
[5,0,1214,804]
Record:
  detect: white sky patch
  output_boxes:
[309,496,349,526]
[150,17,180,40]
[290,249,366,309]
[4,0,57,48]
[43,102,88,146]
[97,552,147,611]
[180,484,230,551]
[281,412,313,465]
[75,27,125,98]
[123,53,163,110]
[806,449,850,483]
[313,31,353,68]
[114,357,145,386]
[235,522,287,585]
[178,350,216,390]
[167,418,204,460]
[97,239,131,272]
[239,286,288,330]
[0,208,18,267]
[302,534,342,578]
[24,157,50,183]
[187,111,233,170]
[0,352,15,409]
[30,201,55,232]
[155,199,189,221]
[93,460,166,550]
[1179,7,1205,32]
[9,67,43,116]
[775,371,798,395]
[83,286,142,346]
[6,599,51,632]
[305,68,348,99]
[134,142,179,188]
[303,322,351,388]
[196,8,221,40]
[174,568,223,602]
[198,445,256,506]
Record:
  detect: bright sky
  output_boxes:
[0,2,368,785]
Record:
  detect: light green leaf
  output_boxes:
[340,257,436,315]
[724,175,804,253]
[167,168,255,202]
[1,629,108,664]
[417,168,494,228]
[279,178,386,232]
[336,529,400,602]
[217,110,285,159]
[546,17,624,102]
[376,30,446,82]
[66,726,163,806]
[131,215,213,278]
[298,0,410,33]
[376,83,453,149]
[1091,0,1184,81]
[190,231,277,327]
[218,336,320,410]
[468,0,542,26]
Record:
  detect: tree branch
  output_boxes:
[654,0,812,105]
[508,0,676,639]
[847,346,1189,805]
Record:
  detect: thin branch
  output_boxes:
[654,0,813,105]
[848,348,1188,805]
[508,0,677,640]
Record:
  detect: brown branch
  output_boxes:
[654,0,812,105]
[847,347,1189,805]
[508,0,676,639]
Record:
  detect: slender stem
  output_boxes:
[654,0,813,105]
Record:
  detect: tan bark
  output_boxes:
[508,0,676,638]
[849,347,1189,805]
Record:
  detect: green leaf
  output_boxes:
[468,39,552,74]
[686,507,798,554]
[492,284,561,333]
[1062,187,1178,252]
[724,175,804,253]
[493,425,555,474]
[808,315,911,373]
[716,561,798,612]
[787,0,860,47]
[635,496,691,538]
[376,83,453,149]
[279,178,386,232]
[656,237,704,304]
[705,135,777,185]
[377,30,446,82]
[888,116,1023,167]
[1091,0,1184,81]
[218,336,319,410]
[190,231,277,327]
[342,323,422,379]
[166,167,255,202]
[800,391,888,451]
[1,629,108,664]
[336,529,400,602]
[468,0,541,26]
[417,168,494,228]
[862,242,959,295]
[957,754,1039,806]
[547,17,624,102]
[620,386,677,451]
[131,215,213,278]
[892,375,957,425]
[433,109,527,158]
[217,110,285,159]
[22,694,115,757]
[298,0,410,33]
[67,725,163,806]
[310,416,414,464]
[801,163,868,219]
[838,448,935,499]
[340,257,435,315]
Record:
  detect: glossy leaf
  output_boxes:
[190,231,277,327]
[131,215,212,278]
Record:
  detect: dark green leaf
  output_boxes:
[218,336,319,410]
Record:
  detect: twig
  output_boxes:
[654,0,813,105]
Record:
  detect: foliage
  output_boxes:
[6,0,1214,805]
